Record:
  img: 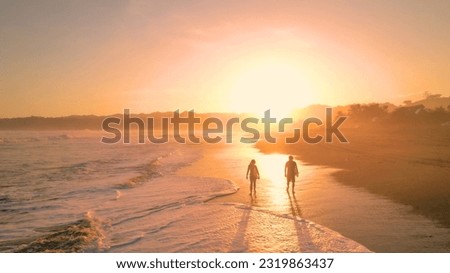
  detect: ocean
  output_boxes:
[0,130,368,253]
[1,130,449,252]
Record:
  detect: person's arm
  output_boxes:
[246,165,250,179]
[295,162,299,176]
[255,166,260,179]
[284,162,288,177]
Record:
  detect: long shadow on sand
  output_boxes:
[230,203,251,252]
[288,191,319,252]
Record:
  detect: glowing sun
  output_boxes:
[227,57,316,117]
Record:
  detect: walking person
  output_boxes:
[285,155,299,192]
[246,159,260,196]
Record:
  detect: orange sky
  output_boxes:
[1,0,449,117]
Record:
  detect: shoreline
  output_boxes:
[179,141,450,252]
[255,127,450,229]
[177,143,372,252]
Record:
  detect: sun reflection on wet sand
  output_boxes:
[178,143,314,217]
[254,153,288,208]
[227,151,317,251]
[178,142,450,252]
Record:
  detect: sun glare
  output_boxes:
[227,58,316,118]
[255,153,291,207]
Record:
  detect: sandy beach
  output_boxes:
[176,143,371,252]
[256,127,450,229]
[178,139,450,252]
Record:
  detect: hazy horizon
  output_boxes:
[1,93,449,119]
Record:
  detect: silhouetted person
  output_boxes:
[246,159,260,196]
[285,155,299,192]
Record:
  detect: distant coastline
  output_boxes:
[0,112,248,131]
[2,94,449,131]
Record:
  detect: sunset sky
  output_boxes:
[1,0,449,117]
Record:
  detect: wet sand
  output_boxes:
[179,142,450,252]
[256,127,450,229]
[177,143,372,252]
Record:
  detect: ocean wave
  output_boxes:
[0,195,12,204]
[2,211,107,253]
[115,150,194,189]
[0,137,41,144]
[36,159,114,182]
[47,134,71,141]
[104,175,239,252]
[117,158,163,189]
[0,132,74,145]
[112,176,239,227]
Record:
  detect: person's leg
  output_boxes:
[250,178,256,195]
[292,181,295,192]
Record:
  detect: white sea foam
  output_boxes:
[108,201,370,253]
